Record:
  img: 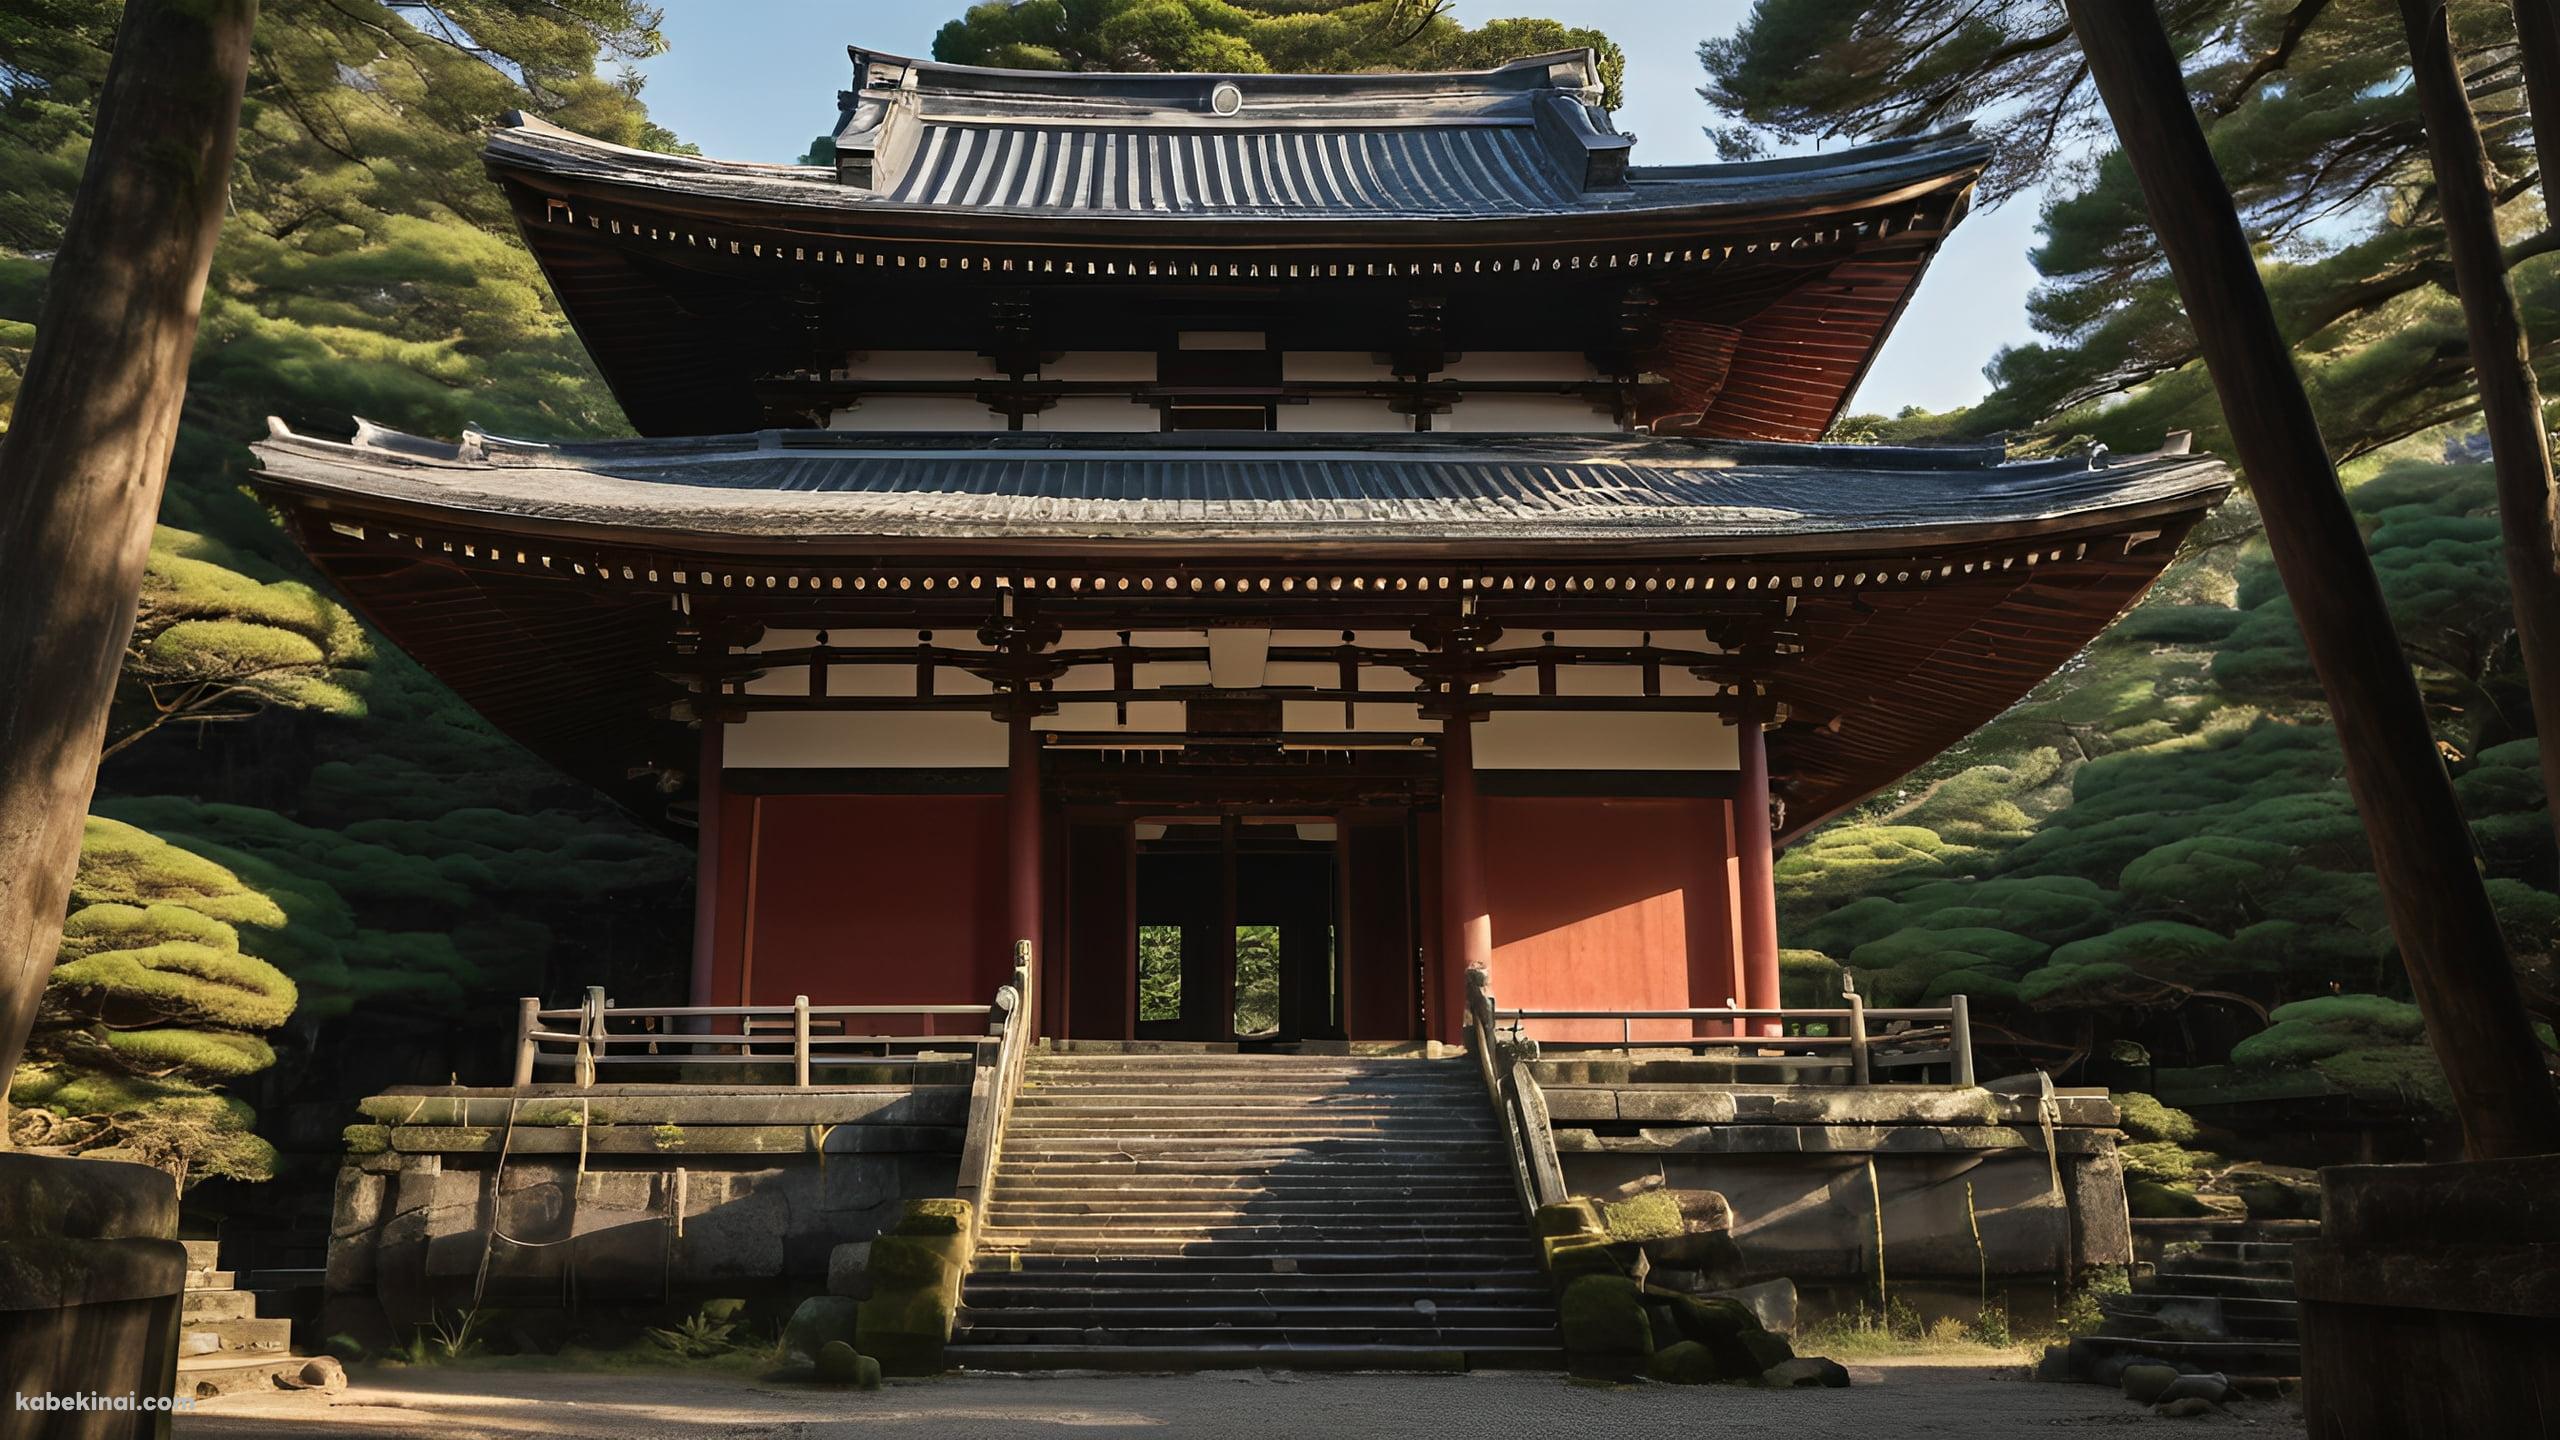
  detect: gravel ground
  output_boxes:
[174,1359,2307,1439]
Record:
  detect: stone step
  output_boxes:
[952,1342,1559,1373]
[2065,1334,2301,1378]
[988,1194,1525,1214]
[982,1226,1535,1250]
[977,1252,1541,1277]
[185,1270,235,1292]
[993,1173,1515,1194]
[2162,1240,2300,1267]
[182,1289,260,1322]
[182,1240,223,1271]
[174,1354,310,1401]
[957,1321,1563,1349]
[964,1277,1554,1303]
[180,1317,292,1355]
[2133,1271,2297,1301]
[997,1151,1512,1169]
[960,1301,1555,1328]
[1008,1115,1499,1134]
[2100,1293,2299,1341]
[1003,1135,1502,1152]
[2150,1245,2293,1276]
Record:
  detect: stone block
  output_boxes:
[785,1295,862,1361]
[1616,1089,1738,1124]
[827,1241,874,1299]
[674,1177,790,1279]
[1558,1274,1651,1376]
[1703,1277,1798,1334]
[1763,1356,1850,1388]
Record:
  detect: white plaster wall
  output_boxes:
[728,710,1008,767]
[1437,352,1602,381]
[1437,394,1621,433]
[1031,397,1155,431]
[1283,352,1395,382]
[1276,398,1408,433]
[827,397,1001,431]
[1043,352,1157,381]
[837,351,997,380]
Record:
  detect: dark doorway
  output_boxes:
[1133,820,1341,1044]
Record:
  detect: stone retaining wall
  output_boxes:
[325,1083,967,1344]
[1535,1069,2133,1323]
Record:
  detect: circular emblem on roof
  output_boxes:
[1210,82,1244,117]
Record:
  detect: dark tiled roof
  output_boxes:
[252,422,2231,551]
[483,50,1989,224]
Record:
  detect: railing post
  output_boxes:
[1950,994,1976,1089]
[577,985,605,1088]
[792,994,812,1088]
[512,997,538,1087]
[1847,990,1871,1086]
[1622,1014,1633,1049]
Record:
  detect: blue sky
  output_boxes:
[630,0,2047,417]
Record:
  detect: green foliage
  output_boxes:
[934,1,1625,107]
[1702,5,2548,462]
[2110,1092,2199,1146]
[17,819,298,1188]
[5,1,693,1203]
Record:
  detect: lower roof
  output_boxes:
[252,423,2229,555]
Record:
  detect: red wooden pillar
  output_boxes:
[1438,710,1492,1046]
[1006,705,1044,1026]
[1733,686,1782,1038]
[688,714,723,1009]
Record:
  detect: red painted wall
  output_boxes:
[1482,797,1740,1043]
[710,792,1011,1032]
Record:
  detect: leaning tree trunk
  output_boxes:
[2514,0,2560,225]
[0,0,260,1109]
[2407,0,2560,861]
[2061,0,2560,1160]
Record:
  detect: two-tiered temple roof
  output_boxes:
[479,49,1992,440]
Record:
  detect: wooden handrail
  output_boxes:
[512,993,999,1089]
[954,939,1036,1252]
[1467,969,1567,1214]
[1499,995,1981,1088]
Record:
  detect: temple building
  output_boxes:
[256,48,2226,1048]
[282,48,2221,1367]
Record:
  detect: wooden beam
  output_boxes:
[2066,0,2560,1159]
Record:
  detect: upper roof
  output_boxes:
[484,48,1989,226]
[251,421,2230,555]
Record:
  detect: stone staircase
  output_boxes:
[2067,1230,2305,1382]
[175,1240,312,1399]
[955,1053,1561,1371]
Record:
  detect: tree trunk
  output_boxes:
[2408,0,2560,862]
[2513,0,2560,224]
[2061,0,2560,1160]
[0,0,260,1106]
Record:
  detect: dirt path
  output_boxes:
[174,1359,2306,1439]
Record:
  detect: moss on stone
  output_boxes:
[857,1283,954,1377]
[1559,1274,1652,1367]
[868,1234,966,1292]
[896,1198,970,1236]
[1645,1340,1717,1384]
[1542,1232,1619,1284]
[650,1123,685,1151]
[1601,1191,1684,1244]
[814,1339,865,1382]
[2126,1178,2211,1218]
[516,1103,585,1128]
[341,1124,389,1156]
[1534,1199,1603,1238]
